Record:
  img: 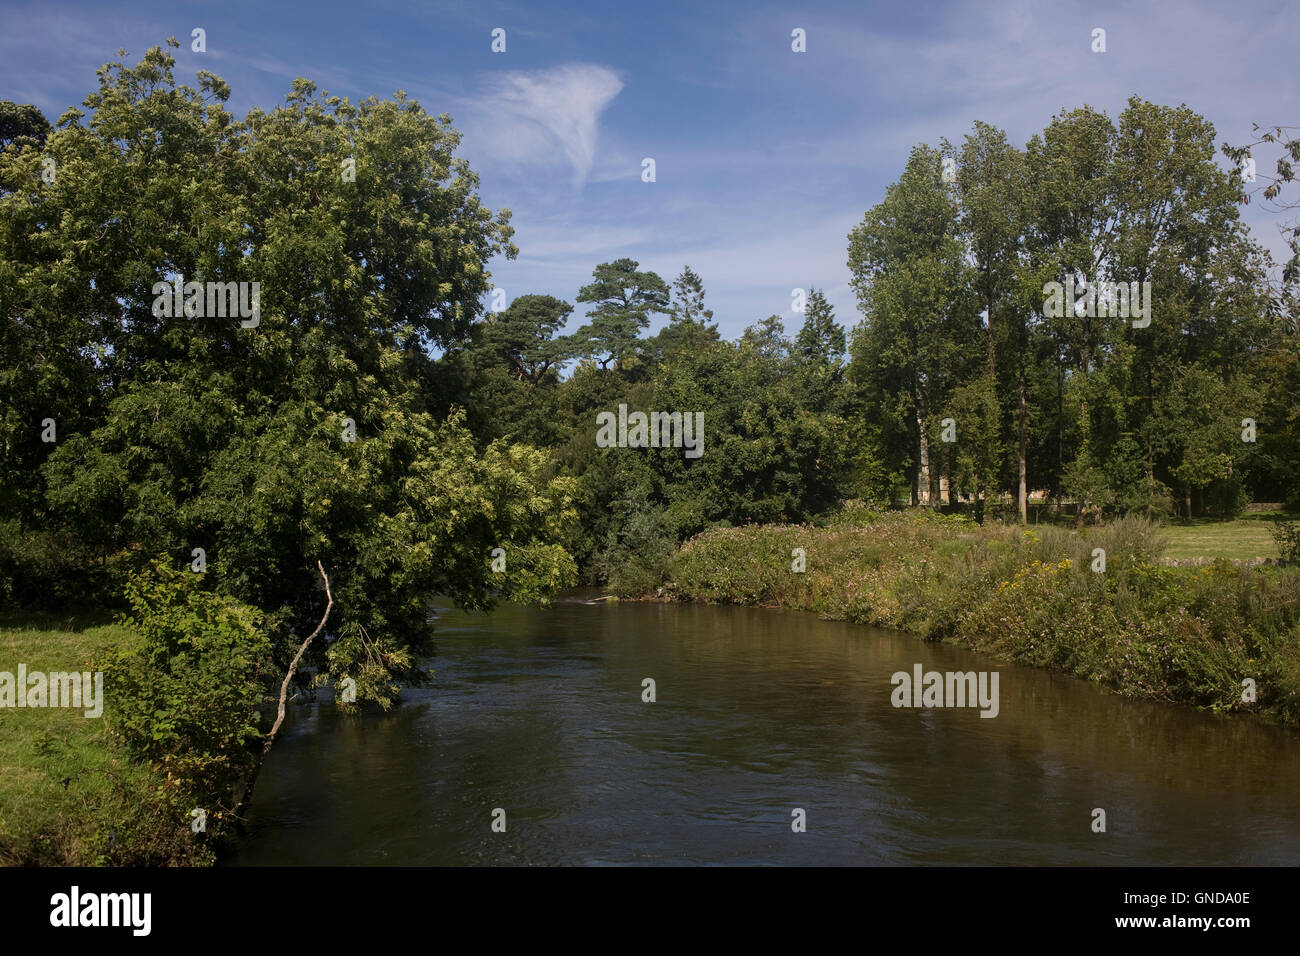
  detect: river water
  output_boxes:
[226,597,1300,865]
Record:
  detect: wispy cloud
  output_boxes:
[459,63,624,187]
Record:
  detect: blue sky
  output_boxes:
[1,0,1296,341]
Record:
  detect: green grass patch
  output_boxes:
[0,611,201,865]
[1159,512,1296,561]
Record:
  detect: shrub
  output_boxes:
[662,512,1300,724]
[821,499,887,528]
[104,558,276,841]
[1205,476,1249,519]
[592,482,678,595]
[1271,519,1300,562]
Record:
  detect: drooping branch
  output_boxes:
[263,560,332,756]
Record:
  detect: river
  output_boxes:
[225,597,1300,865]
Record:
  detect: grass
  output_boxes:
[0,610,196,865]
[1018,499,1294,561]
[1159,512,1297,561]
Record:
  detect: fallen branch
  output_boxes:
[263,560,333,756]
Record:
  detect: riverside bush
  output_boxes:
[0,520,121,608]
[662,512,1300,723]
[104,559,277,843]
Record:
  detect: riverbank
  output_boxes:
[654,511,1300,725]
[0,611,205,865]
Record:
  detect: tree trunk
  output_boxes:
[1017,358,1028,524]
[917,425,931,506]
[1146,442,1155,518]
[916,390,931,506]
[986,283,996,377]
[1076,401,1089,529]
[1056,353,1064,482]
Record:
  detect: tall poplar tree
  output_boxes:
[848,145,978,505]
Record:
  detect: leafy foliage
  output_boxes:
[105,559,275,836]
[1271,519,1300,562]
[1,42,577,704]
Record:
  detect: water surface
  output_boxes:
[227,598,1300,865]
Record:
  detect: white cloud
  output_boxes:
[460,63,624,187]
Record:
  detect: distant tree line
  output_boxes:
[442,98,1298,583]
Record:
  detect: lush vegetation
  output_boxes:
[666,511,1300,724]
[0,44,578,862]
[435,101,1300,556]
[0,610,207,865]
[1,49,582,671]
[1,42,1298,863]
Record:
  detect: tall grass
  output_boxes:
[661,511,1300,724]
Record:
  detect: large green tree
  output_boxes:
[792,289,846,414]
[479,293,576,385]
[955,122,1030,520]
[0,100,51,153]
[649,265,720,361]
[848,144,979,505]
[0,41,578,700]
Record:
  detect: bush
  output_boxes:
[1205,476,1249,519]
[821,499,887,528]
[592,476,678,594]
[104,558,276,841]
[1271,519,1300,562]
[662,512,1300,724]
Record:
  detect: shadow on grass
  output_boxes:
[0,606,119,633]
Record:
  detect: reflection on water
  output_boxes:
[226,598,1300,865]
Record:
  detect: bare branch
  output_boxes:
[263,560,333,756]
